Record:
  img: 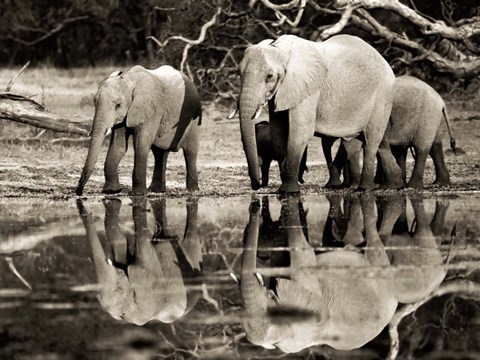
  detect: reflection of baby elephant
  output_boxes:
[77,196,201,326]
[255,121,308,187]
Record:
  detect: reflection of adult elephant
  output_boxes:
[326,76,456,189]
[237,34,402,193]
[76,65,201,196]
[240,196,398,352]
[77,196,201,325]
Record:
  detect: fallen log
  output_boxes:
[0,93,91,136]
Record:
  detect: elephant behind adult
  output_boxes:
[325,76,456,189]
[255,121,308,187]
[237,34,402,193]
[76,65,201,196]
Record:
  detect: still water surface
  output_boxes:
[0,194,479,359]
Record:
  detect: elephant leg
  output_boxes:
[103,127,130,194]
[260,157,271,187]
[182,127,200,191]
[149,146,169,193]
[269,108,288,180]
[377,139,404,190]
[132,129,156,195]
[391,145,407,184]
[430,140,451,186]
[344,139,362,188]
[278,102,315,194]
[323,136,342,188]
[430,200,449,237]
[298,147,308,184]
[407,146,429,189]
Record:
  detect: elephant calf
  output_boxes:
[76,65,202,196]
[255,121,308,187]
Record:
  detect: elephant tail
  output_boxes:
[198,109,202,126]
[442,107,456,154]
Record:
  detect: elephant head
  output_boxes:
[76,67,166,195]
[238,36,326,189]
[240,195,401,353]
[78,197,202,326]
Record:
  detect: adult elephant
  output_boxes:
[76,65,201,196]
[237,34,402,193]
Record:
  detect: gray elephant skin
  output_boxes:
[255,121,308,187]
[77,197,201,326]
[237,34,403,193]
[326,75,456,189]
[76,65,202,196]
[239,194,448,353]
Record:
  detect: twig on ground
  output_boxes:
[5,61,31,92]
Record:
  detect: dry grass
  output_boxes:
[0,66,479,198]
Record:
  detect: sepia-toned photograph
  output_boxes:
[0,0,479,358]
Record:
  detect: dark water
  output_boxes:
[0,194,479,359]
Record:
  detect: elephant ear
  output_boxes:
[126,72,165,128]
[273,35,327,111]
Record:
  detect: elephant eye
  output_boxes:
[115,103,121,110]
[266,74,274,82]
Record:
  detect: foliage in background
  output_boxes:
[1,0,479,100]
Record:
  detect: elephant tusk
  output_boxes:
[106,258,113,266]
[252,107,262,120]
[88,130,92,137]
[230,272,239,283]
[255,272,264,286]
[104,128,112,136]
[228,108,238,119]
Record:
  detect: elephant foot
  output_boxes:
[187,184,200,191]
[148,184,166,193]
[380,177,405,190]
[277,182,300,195]
[102,185,122,194]
[130,187,148,196]
[357,180,376,192]
[407,179,424,189]
[432,177,451,186]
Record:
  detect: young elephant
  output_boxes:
[255,121,308,187]
[326,75,456,189]
[76,65,202,196]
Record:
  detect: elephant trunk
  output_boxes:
[241,206,270,345]
[76,115,109,195]
[239,80,262,190]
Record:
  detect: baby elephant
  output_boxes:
[76,65,201,196]
[384,75,455,188]
[255,121,308,187]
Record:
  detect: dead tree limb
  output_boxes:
[335,0,480,40]
[147,5,222,73]
[5,61,31,93]
[0,94,91,136]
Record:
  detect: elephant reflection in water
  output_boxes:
[77,197,201,326]
[240,194,450,353]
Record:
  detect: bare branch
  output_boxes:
[257,0,300,10]
[355,9,480,77]
[147,6,222,73]
[5,61,30,92]
[320,5,355,39]
[335,0,480,39]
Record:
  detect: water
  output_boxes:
[0,194,479,359]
